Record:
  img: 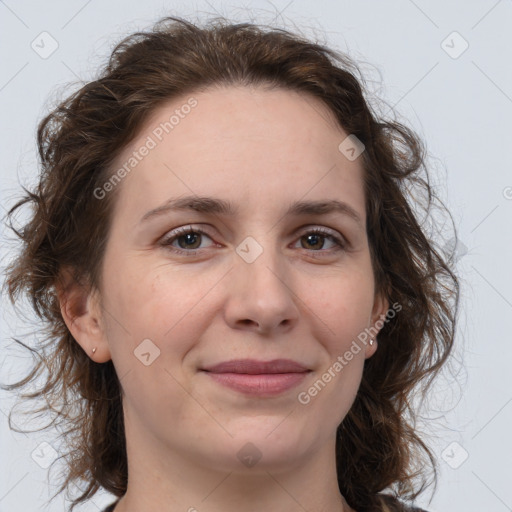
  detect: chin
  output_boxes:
[228,422,310,467]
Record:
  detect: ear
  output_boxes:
[55,266,111,363]
[364,290,390,359]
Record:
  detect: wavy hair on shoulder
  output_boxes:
[2,15,459,512]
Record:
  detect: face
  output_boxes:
[70,85,388,475]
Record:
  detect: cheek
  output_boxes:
[103,263,213,357]
[299,278,372,422]
[309,269,375,348]
[102,266,207,407]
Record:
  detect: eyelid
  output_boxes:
[159,224,347,256]
[159,224,217,251]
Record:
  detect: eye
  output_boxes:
[159,225,346,257]
[293,227,346,256]
[160,225,215,256]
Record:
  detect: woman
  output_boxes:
[2,15,459,512]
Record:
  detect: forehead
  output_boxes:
[108,85,365,225]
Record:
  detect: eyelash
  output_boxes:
[160,225,346,258]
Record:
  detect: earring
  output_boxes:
[369,339,374,346]
[92,347,97,354]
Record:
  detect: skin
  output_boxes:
[59,85,389,512]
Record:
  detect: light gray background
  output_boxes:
[1,1,511,511]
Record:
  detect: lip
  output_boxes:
[200,359,311,397]
[201,358,310,374]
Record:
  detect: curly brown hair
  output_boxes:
[2,15,459,512]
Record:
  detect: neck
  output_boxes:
[113,415,354,512]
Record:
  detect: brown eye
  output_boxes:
[160,226,215,255]
[175,231,202,250]
[295,228,346,255]
[301,233,328,250]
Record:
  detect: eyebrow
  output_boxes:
[140,195,363,225]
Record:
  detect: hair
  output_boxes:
[2,15,459,512]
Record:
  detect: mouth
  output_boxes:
[200,359,312,396]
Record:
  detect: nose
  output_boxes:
[223,236,300,335]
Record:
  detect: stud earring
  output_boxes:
[369,339,374,346]
[92,347,97,354]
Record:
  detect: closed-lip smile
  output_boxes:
[200,359,311,396]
